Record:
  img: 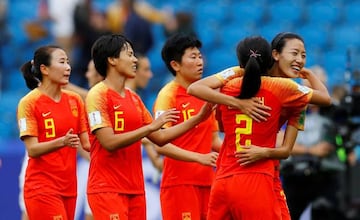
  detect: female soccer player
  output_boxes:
[85,34,213,220]
[17,45,90,219]
[188,35,331,219]
[188,33,331,219]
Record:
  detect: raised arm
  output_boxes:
[187,67,271,122]
[300,67,331,106]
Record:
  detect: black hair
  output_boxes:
[270,32,304,68]
[271,32,304,53]
[91,34,134,77]
[161,33,202,76]
[20,45,62,90]
[236,36,272,99]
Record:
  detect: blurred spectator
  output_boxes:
[106,0,173,54]
[72,0,110,87]
[281,65,346,220]
[37,0,79,59]
[163,11,197,38]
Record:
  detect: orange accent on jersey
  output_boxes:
[216,66,309,130]
[153,81,219,187]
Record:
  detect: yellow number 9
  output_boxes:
[44,118,55,138]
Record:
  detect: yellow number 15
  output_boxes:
[235,114,252,152]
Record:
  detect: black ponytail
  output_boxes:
[20,45,61,90]
[20,61,40,90]
[235,36,272,99]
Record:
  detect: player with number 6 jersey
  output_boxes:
[86,34,213,220]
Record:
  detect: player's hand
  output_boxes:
[235,145,267,166]
[197,152,219,167]
[63,128,80,148]
[299,67,312,79]
[236,98,271,122]
[150,108,180,132]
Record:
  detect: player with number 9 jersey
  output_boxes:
[17,89,88,218]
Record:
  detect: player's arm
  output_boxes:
[23,128,80,157]
[79,131,90,152]
[187,67,271,122]
[147,102,215,146]
[97,103,213,151]
[235,125,298,166]
[77,143,90,161]
[156,143,218,167]
[142,137,163,171]
[300,67,331,106]
[211,131,222,152]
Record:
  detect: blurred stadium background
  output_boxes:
[1,0,360,219]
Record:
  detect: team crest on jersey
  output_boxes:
[69,99,79,117]
[110,213,120,220]
[52,215,63,220]
[182,212,191,220]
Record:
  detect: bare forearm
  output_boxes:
[25,137,65,157]
[96,126,154,151]
[149,113,203,146]
[156,143,201,163]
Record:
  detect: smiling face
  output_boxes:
[173,47,203,84]
[272,38,306,78]
[42,48,71,86]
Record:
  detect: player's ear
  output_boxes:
[272,49,279,61]
[107,57,116,65]
[170,60,180,72]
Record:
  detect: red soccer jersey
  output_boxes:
[216,76,312,179]
[153,81,218,187]
[216,66,307,130]
[17,89,88,198]
[86,82,152,194]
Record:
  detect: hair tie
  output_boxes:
[249,49,261,58]
[30,59,35,73]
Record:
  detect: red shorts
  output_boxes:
[88,192,146,220]
[25,194,76,220]
[208,173,277,220]
[160,185,211,220]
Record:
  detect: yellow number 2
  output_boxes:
[235,114,252,152]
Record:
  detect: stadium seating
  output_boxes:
[2,0,360,141]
